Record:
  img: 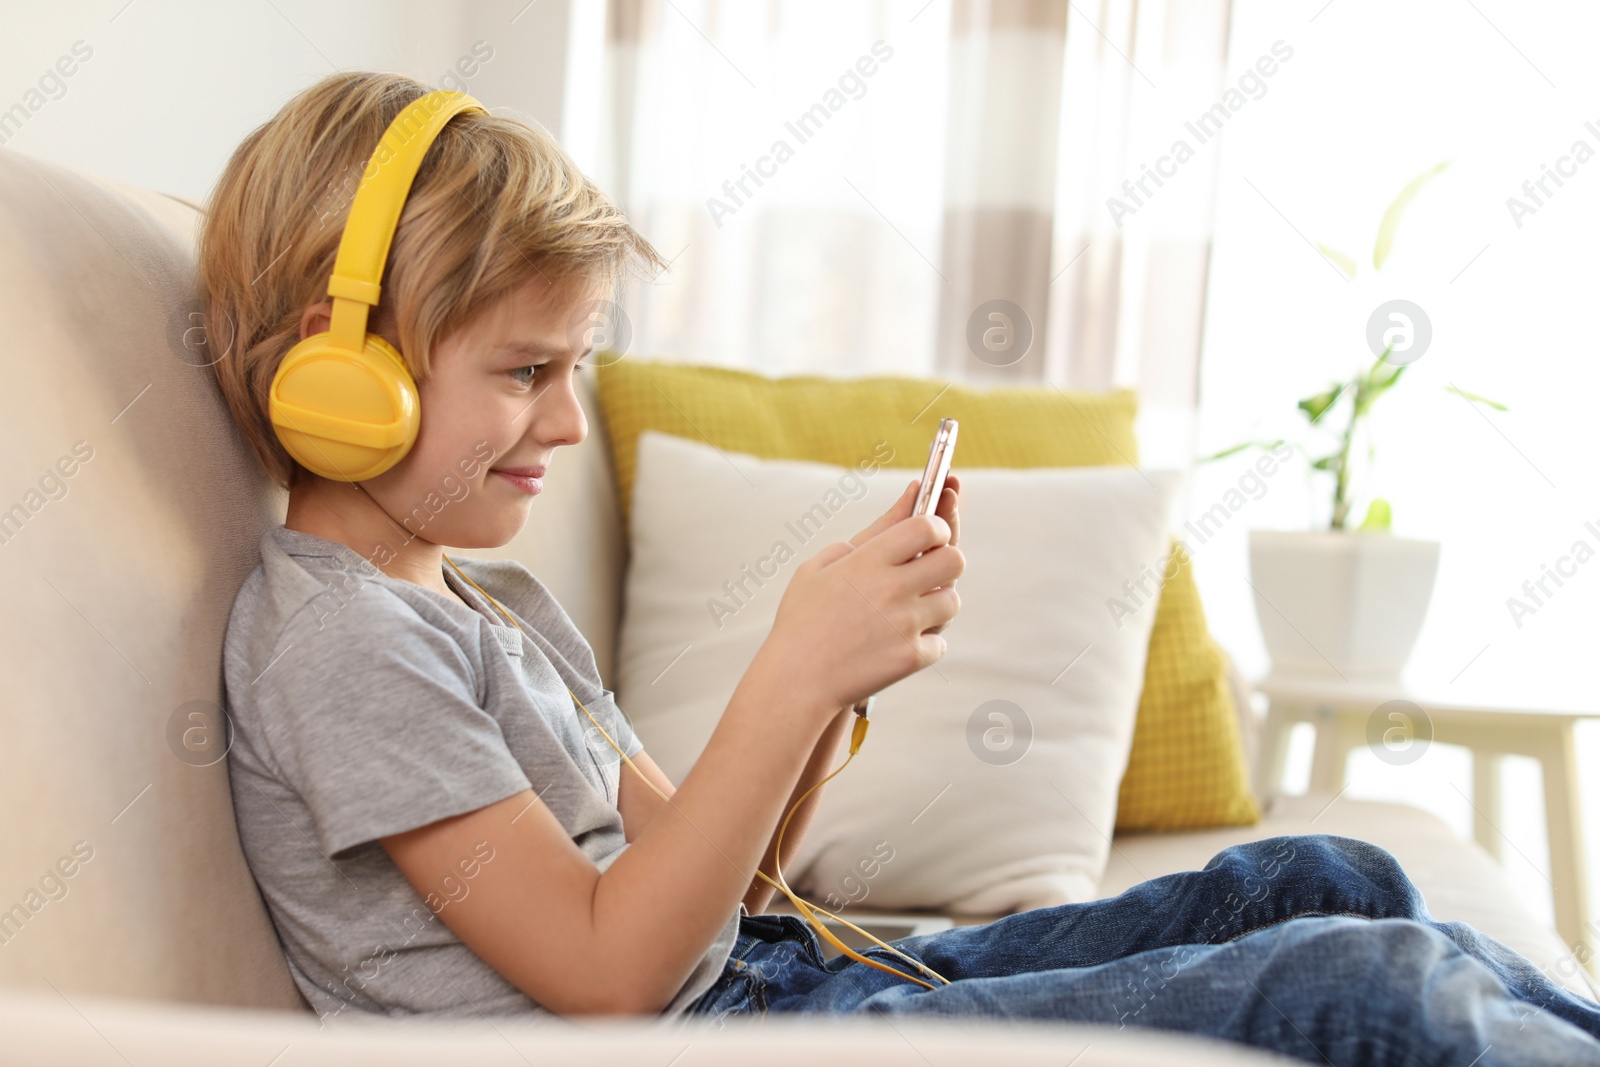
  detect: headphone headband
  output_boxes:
[324,89,487,352]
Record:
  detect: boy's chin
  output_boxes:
[441,510,532,551]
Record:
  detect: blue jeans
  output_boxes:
[677,835,1600,1065]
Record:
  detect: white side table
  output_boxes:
[1256,672,1598,971]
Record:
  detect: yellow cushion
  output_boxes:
[1115,540,1260,830]
[594,358,1259,832]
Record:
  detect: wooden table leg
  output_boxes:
[1472,751,1503,863]
[1259,699,1299,799]
[1308,705,1348,793]
[1539,723,1594,975]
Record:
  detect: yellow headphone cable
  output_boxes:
[441,554,953,992]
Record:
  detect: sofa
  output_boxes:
[0,145,1587,1064]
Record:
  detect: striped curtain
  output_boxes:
[597,0,1234,465]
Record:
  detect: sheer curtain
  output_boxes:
[594,0,950,377]
[588,0,1236,468]
[1043,0,1235,466]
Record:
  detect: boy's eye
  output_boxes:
[508,361,590,387]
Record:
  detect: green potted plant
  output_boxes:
[1216,162,1506,679]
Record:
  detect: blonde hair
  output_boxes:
[199,71,664,491]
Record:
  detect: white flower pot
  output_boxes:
[1247,529,1440,680]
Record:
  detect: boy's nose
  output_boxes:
[531,383,587,450]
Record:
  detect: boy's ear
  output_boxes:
[299,301,334,342]
[300,301,400,349]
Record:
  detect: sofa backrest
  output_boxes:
[0,147,627,1009]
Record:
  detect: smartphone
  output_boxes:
[852,418,958,717]
[912,418,958,518]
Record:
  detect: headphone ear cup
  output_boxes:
[269,332,421,482]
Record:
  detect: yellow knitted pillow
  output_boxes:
[594,359,1259,831]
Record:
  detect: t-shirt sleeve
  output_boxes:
[251,596,533,858]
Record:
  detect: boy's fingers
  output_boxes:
[935,476,960,547]
[849,479,918,548]
[863,512,951,568]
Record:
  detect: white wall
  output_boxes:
[0,0,582,203]
[1197,0,1600,931]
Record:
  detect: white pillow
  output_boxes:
[614,429,1174,914]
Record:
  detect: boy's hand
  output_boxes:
[753,473,965,717]
[847,474,960,634]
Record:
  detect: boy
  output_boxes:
[207,70,962,1022]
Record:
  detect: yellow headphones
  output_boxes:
[269,89,486,482]
[273,88,950,993]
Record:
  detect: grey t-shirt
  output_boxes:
[221,523,740,1022]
